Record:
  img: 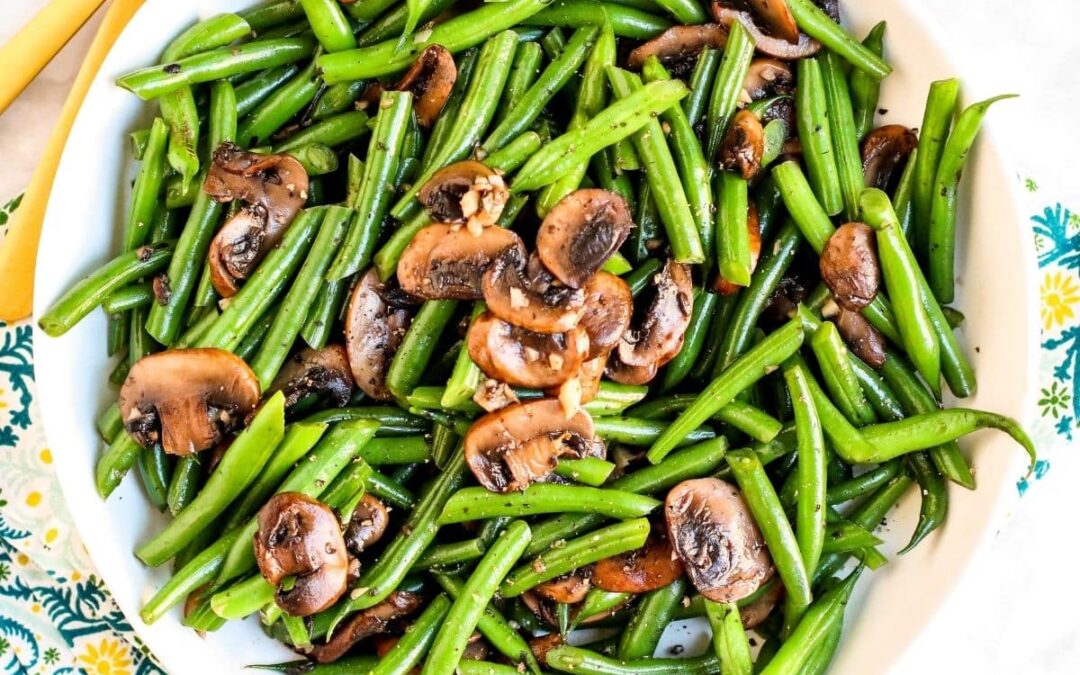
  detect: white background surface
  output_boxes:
[2,1,1079,672]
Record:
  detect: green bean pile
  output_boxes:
[40,0,1036,672]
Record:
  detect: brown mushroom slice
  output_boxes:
[710,1,821,59]
[483,248,586,334]
[254,492,349,617]
[833,306,887,368]
[742,58,795,101]
[714,202,762,295]
[397,224,525,300]
[627,24,730,78]
[605,356,658,386]
[530,633,566,667]
[862,124,918,190]
[417,160,509,231]
[463,399,599,492]
[204,143,309,297]
[307,591,423,663]
[268,345,354,412]
[392,45,457,128]
[739,579,785,629]
[345,270,413,401]
[534,570,592,604]
[665,478,775,603]
[473,378,521,413]
[576,355,607,404]
[537,189,634,289]
[593,534,684,593]
[119,348,260,456]
[820,222,881,311]
[719,109,766,180]
[468,312,589,389]
[618,260,693,368]
[344,494,389,557]
[579,272,634,359]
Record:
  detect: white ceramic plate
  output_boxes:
[32,1,1039,672]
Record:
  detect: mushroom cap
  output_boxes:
[605,356,659,386]
[417,160,508,228]
[534,570,592,604]
[593,534,684,593]
[397,223,525,300]
[665,478,775,603]
[743,58,795,101]
[345,269,414,401]
[820,222,881,311]
[119,348,260,456]
[268,345,354,412]
[719,109,766,180]
[483,248,586,334]
[618,260,693,368]
[207,206,264,298]
[834,306,887,368]
[468,312,589,390]
[393,45,457,128]
[627,24,730,78]
[463,399,600,492]
[307,591,423,663]
[344,494,390,557]
[254,492,349,617]
[861,124,919,191]
[714,202,762,295]
[739,580,784,629]
[711,1,821,59]
[579,272,634,359]
[537,189,634,289]
[529,633,566,667]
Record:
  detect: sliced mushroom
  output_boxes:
[529,633,566,667]
[344,494,389,558]
[834,306,887,368]
[254,492,349,617]
[483,248,586,334]
[307,591,423,663]
[269,345,354,412]
[537,189,634,289]
[593,534,684,593]
[474,378,521,413]
[397,223,525,300]
[119,348,260,456]
[345,270,414,401]
[204,143,309,297]
[710,1,821,59]
[714,202,761,295]
[719,109,765,180]
[468,312,589,389]
[665,478,775,603]
[391,45,457,128]
[820,222,880,311]
[418,160,509,232]
[575,356,607,404]
[862,124,918,191]
[739,579,784,629]
[618,260,693,368]
[627,24,730,78]
[742,58,795,101]
[605,356,658,386]
[463,399,601,492]
[579,272,634,359]
[534,570,592,604]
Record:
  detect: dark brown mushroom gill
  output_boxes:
[618,260,694,369]
[537,189,634,289]
[710,0,821,59]
[397,223,525,300]
[467,312,589,389]
[666,478,775,603]
[418,160,509,232]
[742,58,795,101]
[344,494,390,558]
[345,269,415,401]
[203,143,309,297]
[119,348,260,456]
[482,248,586,334]
[307,591,423,663]
[268,345,354,413]
[254,492,349,617]
[392,44,457,128]
[819,221,881,311]
[862,124,918,191]
[627,24,730,78]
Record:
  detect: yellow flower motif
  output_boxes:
[1041,271,1080,331]
[77,638,132,675]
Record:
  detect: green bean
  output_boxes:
[619,578,687,660]
[118,37,315,99]
[441,485,660,524]
[690,292,735,381]
[122,118,169,251]
[706,19,755,159]
[299,0,355,52]
[705,600,753,675]
[136,443,171,512]
[820,51,865,220]
[786,0,890,78]
[626,181,659,264]
[635,396,783,444]
[927,94,1015,303]
[715,170,751,285]
[821,519,884,555]
[649,318,804,463]
[498,41,544,125]
[234,64,299,117]
[369,594,451,675]
[352,436,430,466]
[237,60,320,146]
[726,448,812,616]
[165,454,201,515]
[413,539,486,571]
[484,27,598,153]
[411,383,644,417]
[139,528,242,624]
[307,81,364,122]
[826,459,901,505]
[300,405,427,430]
[300,277,348,350]
[129,127,150,159]
[850,22,886,140]
[901,452,948,554]
[651,0,706,23]
[159,87,200,184]
[642,56,714,262]
[809,321,874,426]
[891,146,919,243]
[522,1,671,40]
[385,299,459,400]
[659,290,716,391]
[548,645,720,675]
[424,522,532,675]
[365,469,417,510]
[274,109,371,152]
[428,422,459,471]
[287,143,339,175]
[512,79,689,193]
[38,241,173,337]
[595,416,715,448]
[437,304,485,409]
[606,67,702,263]
[233,308,275,362]
[912,78,960,259]
[419,48,478,169]
[502,519,649,597]
[623,258,663,297]
[238,1,306,31]
[862,188,941,390]
[684,47,721,126]
[137,393,285,567]
[795,58,842,216]
[456,663,523,675]
[611,136,642,173]
[553,457,616,486]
